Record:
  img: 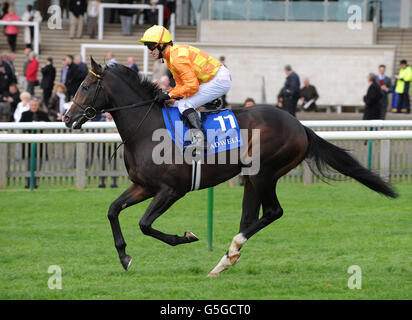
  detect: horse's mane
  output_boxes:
[102,62,159,98]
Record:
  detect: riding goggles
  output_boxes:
[144,42,159,51]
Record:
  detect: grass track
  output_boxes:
[0,182,411,299]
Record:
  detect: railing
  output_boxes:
[0,21,40,53]
[3,120,412,130]
[1,121,412,188]
[80,44,150,76]
[98,3,165,40]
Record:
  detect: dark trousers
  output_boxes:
[7,34,17,52]
[283,97,298,117]
[42,87,53,107]
[397,83,410,113]
[27,81,36,96]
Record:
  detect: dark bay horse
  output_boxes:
[64,58,397,277]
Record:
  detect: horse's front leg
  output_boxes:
[138,187,199,246]
[108,183,152,270]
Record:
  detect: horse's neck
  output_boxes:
[104,72,162,143]
[111,98,162,143]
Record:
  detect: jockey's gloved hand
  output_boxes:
[155,91,171,103]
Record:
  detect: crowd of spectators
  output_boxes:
[241,61,411,120]
[2,1,411,123]
[0,48,148,125]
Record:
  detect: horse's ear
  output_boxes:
[90,56,102,74]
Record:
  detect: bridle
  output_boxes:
[72,69,156,121]
[72,70,105,120]
[71,68,159,160]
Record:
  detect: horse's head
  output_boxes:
[64,57,108,129]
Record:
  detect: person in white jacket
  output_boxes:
[21,5,43,49]
[14,91,31,122]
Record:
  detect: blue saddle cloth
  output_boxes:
[161,106,243,155]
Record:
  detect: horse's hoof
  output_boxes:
[121,255,133,271]
[184,231,199,242]
[207,272,219,278]
[229,253,241,265]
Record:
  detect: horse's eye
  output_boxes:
[83,85,89,91]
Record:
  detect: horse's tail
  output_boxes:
[303,126,398,198]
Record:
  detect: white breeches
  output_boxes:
[173,65,232,114]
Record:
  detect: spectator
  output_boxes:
[5,52,16,84]
[148,0,159,25]
[376,64,392,119]
[276,88,284,109]
[393,59,412,113]
[1,1,10,19]
[119,0,134,36]
[74,54,88,81]
[164,0,176,28]
[60,57,68,85]
[0,99,10,122]
[2,6,19,52]
[0,53,13,94]
[26,51,39,96]
[40,57,56,107]
[47,83,68,121]
[127,56,139,73]
[243,97,256,107]
[21,4,43,49]
[69,0,87,39]
[60,0,70,19]
[299,78,319,112]
[65,54,80,100]
[363,73,383,120]
[87,0,99,39]
[14,91,31,122]
[106,51,117,63]
[1,82,20,119]
[109,0,120,23]
[22,48,32,90]
[20,98,50,189]
[281,64,300,117]
[20,98,50,122]
[1,52,16,84]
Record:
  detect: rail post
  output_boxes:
[29,130,37,191]
[0,142,7,189]
[76,143,87,189]
[367,127,373,170]
[380,139,391,182]
[303,161,313,185]
[207,187,214,251]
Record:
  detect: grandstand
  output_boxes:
[1,0,411,111]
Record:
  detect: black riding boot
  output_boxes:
[183,109,207,152]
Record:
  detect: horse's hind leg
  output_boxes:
[208,177,282,277]
[208,176,262,277]
[108,183,152,270]
[138,187,200,246]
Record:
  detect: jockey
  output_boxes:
[139,25,232,151]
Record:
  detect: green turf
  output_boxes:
[0,182,411,300]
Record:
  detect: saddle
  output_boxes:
[199,97,227,114]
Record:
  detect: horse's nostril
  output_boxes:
[64,115,70,122]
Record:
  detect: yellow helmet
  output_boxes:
[139,25,173,44]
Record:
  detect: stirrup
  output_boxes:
[184,130,207,155]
